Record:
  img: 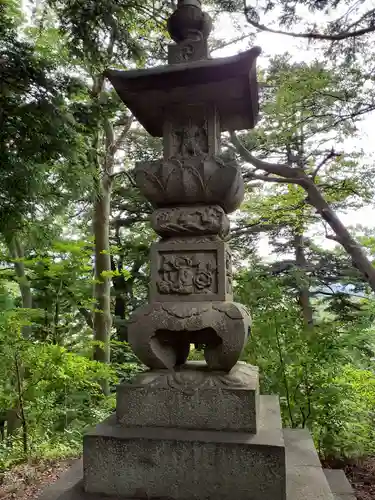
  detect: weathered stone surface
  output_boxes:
[83,396,286,500]
[151,206,230,238]
[283,428,321,467]
[150,240,231,302]
[324,469,355,500]
[105,46,261,137]
[107,0,259,373]
[38,414,338,500]
[162,107,221,160]
[117,361,259,432]
[285,429,334,500]
[135,155,244,213]
[38,460,83,500]
[127,301,251,371]
[168,37,209,64]
[37,437,336,500]
[167,0,212,45]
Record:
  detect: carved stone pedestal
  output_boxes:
[116,362,259,432]
[38,363,345,500]
[84,362,287,500]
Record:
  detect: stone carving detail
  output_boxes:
[121,0,255,373]
[168,38,209,64]
[167,0,212,45]
[164,236,220,244]
[172,122,208,157]
[151,240,230,302]
[157,252,217,295]
[151,205,230,237]
[128,362,259,395]
[226,249,233,294]
[135,155,244,213]
[127,301,251,372]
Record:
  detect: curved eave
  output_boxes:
[105,46,261,136]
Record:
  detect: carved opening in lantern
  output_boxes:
[154,328,222,366]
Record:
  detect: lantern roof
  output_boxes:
[105,46,261,137]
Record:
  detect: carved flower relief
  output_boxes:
[194,270,212,289]
[157,253,216,295]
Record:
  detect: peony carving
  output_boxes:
[135,155,244,214]
[150,240,231,302]
[157,253,216,295]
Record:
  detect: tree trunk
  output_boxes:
[293,232,314,330]
[93,173,112,395]
[2,234,31,442]
[90,71,132,394]
[303,178,375,291]
[7,235,32,311]
[292,231,313,428]
[14,353,27,454]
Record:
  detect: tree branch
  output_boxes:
[113,115,133,153]
[244,6,375,41]
[230,132,305,183]
[311,149,341,180]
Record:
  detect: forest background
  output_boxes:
[1,0,375,473]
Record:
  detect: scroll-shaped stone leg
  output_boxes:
[127,302,251,371]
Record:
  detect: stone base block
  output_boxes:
[285,429,334,500]
[324,469,355,500]
[38,426,338,500]
[117,361,259,433]
[84,395,285,500]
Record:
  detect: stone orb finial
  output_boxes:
[167,0,212,43]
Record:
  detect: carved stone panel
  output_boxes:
[163,106,220,159]
[150,240,232,302]
[151,205,230,238]
[157,251,217,295]
[172,121,209,157]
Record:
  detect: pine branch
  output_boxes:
[244,4,375,41]
[230,132,306,184]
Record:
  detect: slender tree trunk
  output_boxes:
[4,234,31,438]
[90,74,113,396]
[293,230,313,428]
[7,235,32,311]
[14,353,27,454]
[93,173,112,395]
[293,232,314,329]
[90,69,132,394]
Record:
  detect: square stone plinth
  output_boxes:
[117,362,259,433]
[38,423,337,500]
[83,395,285,500]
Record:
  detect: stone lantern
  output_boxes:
[105,0,260,373]
[38,1,355,499]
